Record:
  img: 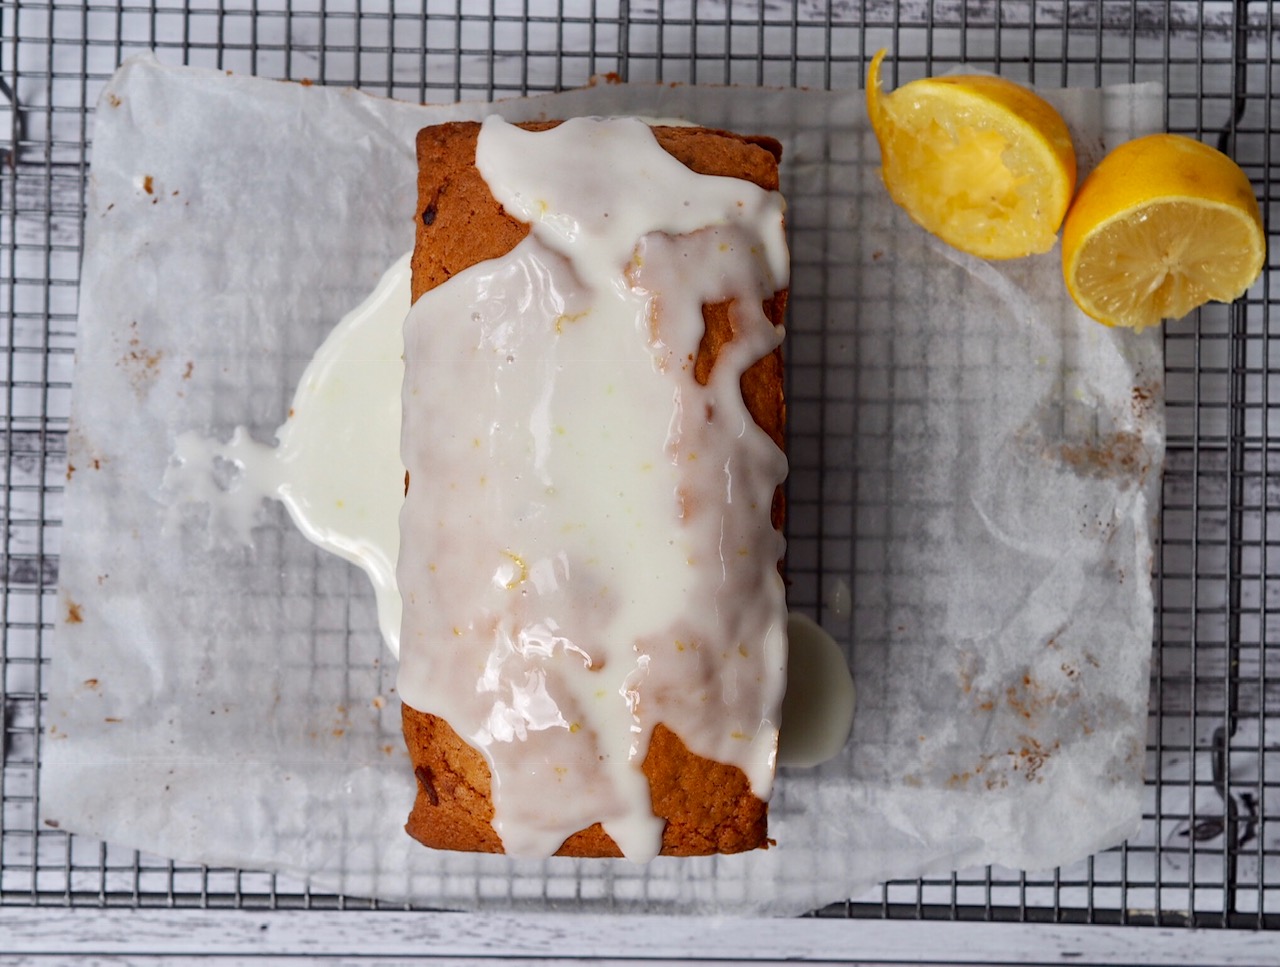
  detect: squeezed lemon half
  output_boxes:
[865,49,1077,260]
[1060,133,1266,331]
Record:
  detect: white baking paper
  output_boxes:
[42,54,1165,915]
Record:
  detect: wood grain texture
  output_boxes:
[4,909,1280,965]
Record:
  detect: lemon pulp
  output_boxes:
[1061,133,1265,330]
[866,49,1077,260]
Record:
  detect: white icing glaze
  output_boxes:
[163,240,853,816]
[778,613,856,768]
[163,254,409,653]
[396,116,789,860]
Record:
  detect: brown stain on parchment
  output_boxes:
[1005,662,1085,723]
[953,737,1064,791]
[65,599,83,624]
[962,632,1076,722]
[1057,431,1148,483]
[118,321,164,400]
[955,633,1095,790]
[1131,383,1159,420]
[1005,675,1045,722]
[1011,736,1059,783]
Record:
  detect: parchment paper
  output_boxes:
[43,54,1165,915]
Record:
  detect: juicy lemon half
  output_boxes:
[1061,133,1266,331]
[865,49,1077,260]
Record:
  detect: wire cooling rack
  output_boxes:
[0,0,1276,935]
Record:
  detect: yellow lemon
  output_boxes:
[1061,133,1266,331]
[865,49,1077,259]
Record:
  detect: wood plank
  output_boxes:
[3,908,1280,965]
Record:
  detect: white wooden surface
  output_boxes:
[3,909,1280,966]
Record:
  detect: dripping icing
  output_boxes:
[162,254,408,653]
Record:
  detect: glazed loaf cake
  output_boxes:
[398,117,789,859]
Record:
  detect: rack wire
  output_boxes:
[1,0,1275,931]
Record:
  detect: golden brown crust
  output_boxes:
[404,119,785,857]
[402,710,768,858]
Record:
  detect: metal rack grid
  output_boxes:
[0,0,1275,932]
